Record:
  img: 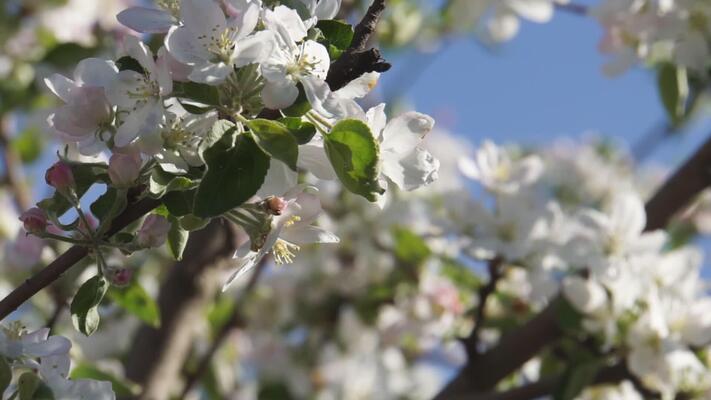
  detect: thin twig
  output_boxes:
[179,258,269,398]
[463,257,502,357]
[0,195,160,321]
[554,3,588,16]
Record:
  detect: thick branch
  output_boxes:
[462,258,502,357]
[0,196,160,321]
[0,123,32,211]
[326,0,391,90]
[124,220,240,400]
[435,132,711,399]
[179,259,268,398]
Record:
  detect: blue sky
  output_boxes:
[379,2,711,168]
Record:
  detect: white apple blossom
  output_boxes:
[45,58,117,154]
[458,140,543,194]
[165,0,274,84]
[224,186,339,290]
[260,6,331,109]
[107,36,173,148]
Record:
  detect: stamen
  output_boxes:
[273,239,300,264]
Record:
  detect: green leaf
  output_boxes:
[70,276,108,336]
[109,283,160,328]
[247,119,299,170]
[162,189,196,217]
[317,20,354,59]
[179,214,211,231]
[70,363,140,397]
[280,117,316,145]
[392,227,431,265]
[90,188,128,226]
[658,63,689,126]
[323,119,383,201]
[148,169,197,198]
[554,361,603,400]
[194,134,270,218]
[557,298,584,333]
[43,43,97,68]
[174,81,220,106]
[167,217,189,260]
[0,357,10,395]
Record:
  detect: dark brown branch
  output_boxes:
[179,258,268,398]
[326,0,391,90]
[462,257,502,357]
[436,133,711,399]
[554,3,588,16]
[124,220,240,400]
[0,196,160,322]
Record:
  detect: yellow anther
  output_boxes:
[273,239,300,265]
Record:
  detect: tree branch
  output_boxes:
[0,195,160,321]
[462,257,502,357]
[179,258,268,398]
[435,132,711,399]
[124,220,241,400]
[0,122,32,211]
[326,0,391,90]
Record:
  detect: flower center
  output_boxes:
[157,0,180,18]
[286,46,320,79]
[273,239,300,264]
[199,26,239,64]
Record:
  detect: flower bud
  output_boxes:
[19,207,48,234]
[265,196,288,215]
[45,161,75,193]
[108,152,142,187]
[137,215,171,248]
[107,266,133,287]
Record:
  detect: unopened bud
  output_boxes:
[107,266,133,287]
[108,152,142,187]
[265,196,288,215]
[45,161,75,193]
[137,215,171,248]
[19,208,48,234]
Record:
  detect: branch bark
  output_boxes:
[123,220,240,400]
[0,121,32,211]
[435,132,711,399]
[326,0,391,90]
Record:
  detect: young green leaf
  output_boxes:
[247,119,299,170]
[109,283,161,328]
[324,119,384,201]
[90,188,128,226]
[194,134,270,218]
[280,117,316,144]
[553,360,603,400]
[162,189,196,217]
[167,216,189,260]
[317,20,354,59]
[70,276,108,336]
[658,63,689,126]
[173,81,220,106]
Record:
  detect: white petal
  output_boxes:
[181,0,226,39]
[281,225,339,245]
[302,40,330,79]
[115,101,162,147]
[506,0,554,23]
[562,276,607,314]
[270,5,308,42]
[380,112,435,155]
[314,0,341,20]
[257,159,299,198]
[233,30,276,67]
[124,36,157,77]
[116,7,175,33]
[365,103,387,138]
[74,58,118,88]
[298,140,338,180]
[45,74,76,103]
[336,72,380,99]
[187,62,232,85]
[382,147,439,191]
[166,26,210,65]
[261,80,299,109]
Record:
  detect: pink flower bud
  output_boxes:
[265,196,288,215]
[107,266,133,287]
[137,215,171,248]
[45,161,75,193]
[19,208,48,234]
[108,152,142,187]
